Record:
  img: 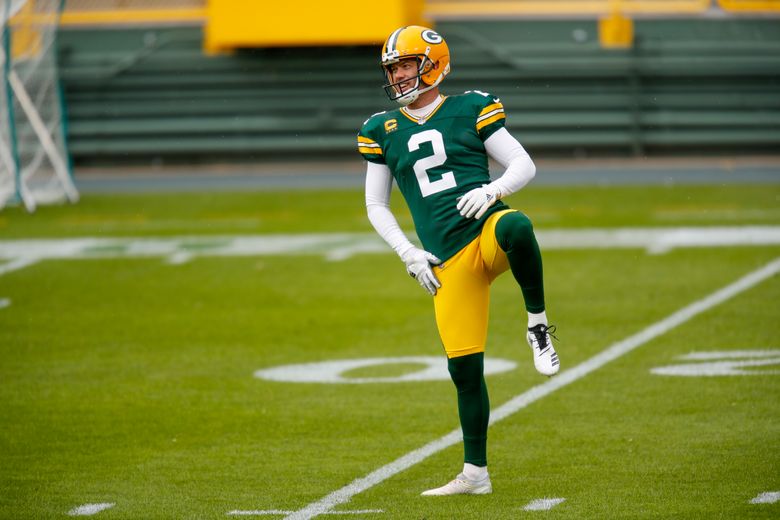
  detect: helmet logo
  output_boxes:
[421,30,442,44]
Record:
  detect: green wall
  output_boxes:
[57,19,780,164]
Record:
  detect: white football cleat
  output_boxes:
[421,473,492,496]
[527,324,560,376]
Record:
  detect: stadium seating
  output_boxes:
[57,19,780,163]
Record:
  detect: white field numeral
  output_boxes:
[651,349,780,377]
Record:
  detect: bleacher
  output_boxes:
[57,17,780,163]
[59,29,383,161]
[444,19,780,155]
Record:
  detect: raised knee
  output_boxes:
[495,212,534,251]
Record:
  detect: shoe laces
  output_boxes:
[529,324,557,351]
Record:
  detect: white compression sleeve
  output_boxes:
[365,161,416,258]
[483,127,536,198]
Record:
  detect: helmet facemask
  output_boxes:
[382,53,437,106]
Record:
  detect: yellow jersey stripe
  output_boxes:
[479,102,504,117]
[477,108,504,124]
[476,112,506,131]
[357,135,377,144]
[358,146,383,155]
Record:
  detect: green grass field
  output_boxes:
[1,184,779,519]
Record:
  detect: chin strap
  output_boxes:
[397,60,449,106]
[396,78,439,106]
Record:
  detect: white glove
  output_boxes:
[457,184,501,219]
[401,247,442,296]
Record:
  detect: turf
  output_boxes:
[0,184,778,519]
[1,184,778,238]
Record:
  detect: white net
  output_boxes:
[0,1,23,207]
[1,0,77,212]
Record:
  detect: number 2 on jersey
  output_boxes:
[407,129,456,197]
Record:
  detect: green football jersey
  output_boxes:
[358,90,510,261]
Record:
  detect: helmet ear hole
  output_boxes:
[421,58,441,85]
[418,58,432,85]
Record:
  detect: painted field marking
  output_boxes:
[67,503,115,516]
[0,298,10,309]
[1,226,779,278]
[683,350,780,360]
[523,497,566,511]
[651,349,780,377]
[0,256,39,276]
[280,257,780,520]
[750,491,780,504]
[227,510,383,516]
[253,356,516,384]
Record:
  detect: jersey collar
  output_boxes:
[400,95,447,125]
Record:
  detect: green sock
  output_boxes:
[495,211,546,313]
[447,353,489,467]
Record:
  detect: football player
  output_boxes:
[357,25,560,496]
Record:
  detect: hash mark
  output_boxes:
[523,497,566,511]
[750,491,780,504]
[67,503,115,516]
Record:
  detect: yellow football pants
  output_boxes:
[433,210,516,359]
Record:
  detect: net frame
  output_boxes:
[1,0,78,212]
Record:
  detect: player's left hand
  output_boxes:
[457,184,501,219]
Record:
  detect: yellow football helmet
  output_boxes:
[381,25,451,106]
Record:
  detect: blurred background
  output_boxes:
[1,0,779,207]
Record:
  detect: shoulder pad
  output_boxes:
[362,110,388,127]
[462,90,501,107]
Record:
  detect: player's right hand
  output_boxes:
[457,184,501,220]
[401,247,442,296]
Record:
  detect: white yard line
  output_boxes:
[282,257,780,520]
[0,227,779,278]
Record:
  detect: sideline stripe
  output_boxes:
[1,227,779,277]
[283,257,780,520]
